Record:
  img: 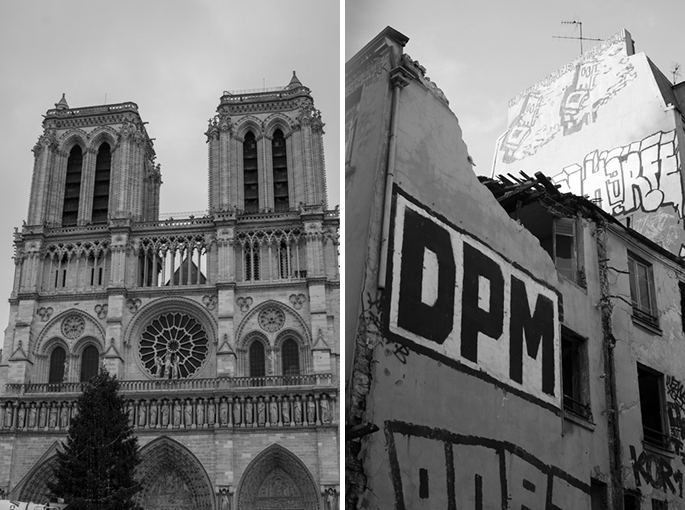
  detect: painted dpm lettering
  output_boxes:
[386,420,590,510]
[386,192,561,407]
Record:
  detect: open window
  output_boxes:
[562,327,591,420]
[637,363,669,449]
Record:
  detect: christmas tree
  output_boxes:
[49,369,142,510]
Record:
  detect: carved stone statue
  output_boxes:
[232,400,241,425]
[161,401,169,426]
[172,355,180,379]
[220,491,230,510]
[220,399,228,426]
[154,355,164,378]
[196,400,205,426]
[307,397,316,424]
[173,400,182,426]
[257,400,265,425]
[17,405,25,430]
[150,401,158,428]
[282,400,290,425]
[269,398,279,425]
[324,488,338,510]
[207,399,216,427]
[320,396,331,424]
[28,405,37,429]
[63,357,70,383]
[164,353,172,379]
[48,406,57,429]
[184,399,193,427]
[245,400,253,425]
[139,402,147,427]
[293,398,302,424]
[60,405,69,429]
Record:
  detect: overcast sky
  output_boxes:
[0,0,340,339]
[346,0,685,177]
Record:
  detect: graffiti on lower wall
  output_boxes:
[500,30,636,164]
[386,191,560,407]
[667,375,685,464]
[386,420,590,510]
[629,445,683,497]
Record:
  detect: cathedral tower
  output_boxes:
[0,76,339,510]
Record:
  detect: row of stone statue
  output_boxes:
[0,393,335,431]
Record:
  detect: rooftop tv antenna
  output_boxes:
[553,20,602,55]
[672,62,681,84]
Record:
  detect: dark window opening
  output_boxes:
[62,145,83,226]
[49,346,66,384]
[562,328,591,420]
[80,345,99,383]
[282,338,300,381]
[590,479,608,510]
[272,129,289,212]
[243,131,259,213]
[92,143,111,224]
[638,364,668,448]
[249,341,265,379]
[652,499,667,510]
[623,490,640,510]
[245,246,260,281]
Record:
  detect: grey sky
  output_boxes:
[346,0,685,177]
[0,0,340,335]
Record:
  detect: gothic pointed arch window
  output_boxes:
[80,345,99,382]
[243,131,259,213]
[245,242,261,281]
[48,346,66,384]
[282,338,300,380]
[92,142,111,223]
[249,340,266,378]
[272,129,289,211]
[62,145,83,226]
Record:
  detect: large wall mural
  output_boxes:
[385,189,560,409]
[500,30,636,164]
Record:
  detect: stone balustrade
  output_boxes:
[0,390,336,433]
[5,374,333,396]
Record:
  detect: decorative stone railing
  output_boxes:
[0,389,337,432]
[5,374,333,396]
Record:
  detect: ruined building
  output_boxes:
[0,74,340,510]
[346,27,685,509]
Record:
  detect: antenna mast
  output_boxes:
[553,20,602,55]
[673,63,681,84]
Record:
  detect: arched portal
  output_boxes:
[136,436,215,510]
[236,444,319,510]
[18,455,58,502]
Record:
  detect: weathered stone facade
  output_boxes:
[0,74,339,509]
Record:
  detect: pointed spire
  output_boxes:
[55,93,69,110]
[287,71,303,89]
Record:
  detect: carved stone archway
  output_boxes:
[236,444,319,510]
[136,436,215,510]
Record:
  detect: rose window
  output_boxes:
[62,314,85,339]
[258,308,285,333]
[138,312,209,379]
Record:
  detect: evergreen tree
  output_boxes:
[49,369,142,510]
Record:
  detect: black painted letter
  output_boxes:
[397,208,456,344]
[461,243,504,363]
[509,276,555,395]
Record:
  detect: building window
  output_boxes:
[562,328,591,419]
[628,252,658,326]
[49,346,66,384]
[91,142,111,224]
[278,241,290,279]
[652,499,667,510]
[62,145,83,226]
[271,129,289,212]
[623,490,640,510]
[638,364,668,448]
[80,345,99,383]
[282,339,300,378]
[243,131,259,213]
[590,479,608,510]
[554,218,581,284]
[245,244,260,281]
[249,341,266,378]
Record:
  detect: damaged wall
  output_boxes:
[346,27,613,510]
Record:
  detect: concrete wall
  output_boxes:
[347,30,606,508]
[493,29,685,256]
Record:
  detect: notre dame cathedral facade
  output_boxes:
[0,73,339,510]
